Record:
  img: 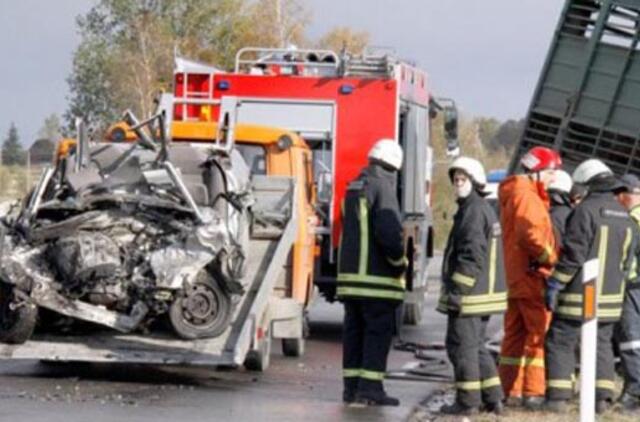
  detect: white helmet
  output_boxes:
[448,156,487,187]
[548,170,573,193]
[572,159,613,184]
[368,139,403,170]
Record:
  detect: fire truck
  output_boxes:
[169,49,459,324]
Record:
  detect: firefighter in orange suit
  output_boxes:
[497,146,561,409]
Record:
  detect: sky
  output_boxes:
[0,0,565,146]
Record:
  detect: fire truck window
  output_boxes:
[235,144,267,175]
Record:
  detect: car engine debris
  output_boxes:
[0,112,253,342]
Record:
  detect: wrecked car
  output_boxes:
[0,113,253,343]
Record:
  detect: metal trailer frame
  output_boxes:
[0,176,300,371]
[511,0,640,175]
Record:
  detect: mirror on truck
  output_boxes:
[216,96,239,152]
[432,97,460,157]
[443,104,460,157]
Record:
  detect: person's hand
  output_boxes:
[545,277,563,312]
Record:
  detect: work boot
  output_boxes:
[620,392,640,412]
[343,378,358,404]
[543,399,569,413]
[483,401,504,415]
[342,390,356,404]
[355,391,400,407]
[523,395,545,410]
[503,396,523,407]
[596,399,611,414]
[439,402,479,416]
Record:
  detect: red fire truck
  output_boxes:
[169,49,459,324]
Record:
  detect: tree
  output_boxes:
[66,0,258,131]
[244,0,310,48]
[65,0,371,132]
[37,114,62,141]
[492,119,525,153]
[475,117,501,151]
[316,26,370,55]
[1,123,25,166]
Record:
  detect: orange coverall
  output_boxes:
[498,175,558,398]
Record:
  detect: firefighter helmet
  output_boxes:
[368,139,403,171]
[572,159,613,184]
[520,146,562,172]
[548,170,573,193]
[448,156,487,188]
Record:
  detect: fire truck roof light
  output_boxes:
[339,84,354,95]
[217,80,231,90]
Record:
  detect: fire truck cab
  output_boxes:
[170,49,459,324]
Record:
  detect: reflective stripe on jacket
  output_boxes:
[337,164,406,302]
[438,190,507,316]
[551,191,638,322]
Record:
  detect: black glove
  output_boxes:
[388,256,408,277]
[545,277,563,312]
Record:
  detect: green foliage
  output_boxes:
[316,26,370,55]
[65,0,315,131]
[1,123,25,166]
[65,0,368,132]
[492,119,524,154]
[475,117,523,154]
[0,166,29,201]
[37,114,63,141]
[475,117,500,150]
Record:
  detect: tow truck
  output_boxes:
[0,101,307,371]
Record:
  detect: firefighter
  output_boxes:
[337,139,407,407]
[570,182,588,207]
[437,157,507,415]
[548,170,574,241]
[614,174,640,412]
[497,146,561,409]
[544,159,637,414]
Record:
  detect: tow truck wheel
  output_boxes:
[169,273,232,340]
[245,333,271,371]
[0,285,37,344]
[282,338,305,357]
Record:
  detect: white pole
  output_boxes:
[580,258,599,422]
[26,149,31,191]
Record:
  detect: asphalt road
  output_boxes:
[0,256,476,422]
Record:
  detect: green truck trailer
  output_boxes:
[510,0,640,174]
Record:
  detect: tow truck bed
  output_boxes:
[0,176,299,369]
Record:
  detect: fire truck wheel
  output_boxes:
[403,301,423,326]
[0,284,38,344]
[281,338,305,357]
[169,273,232,340]
[245,333,271,371]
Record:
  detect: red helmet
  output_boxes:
[520,146,562,172]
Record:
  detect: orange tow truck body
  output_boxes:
[171,121,317,307]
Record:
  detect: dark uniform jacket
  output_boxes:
[549,191,572,243]
[337,163,406,302]
[552,190,638,322]
[437,190,507,316]
[628,205,640,290]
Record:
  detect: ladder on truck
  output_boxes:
[0,176,300,371]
